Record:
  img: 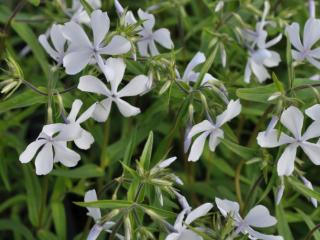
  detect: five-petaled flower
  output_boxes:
[19,123,81,175]
[187,99,242,161]
[124,9,174,56]
[62,9,131,74]
[257,106,320,176]
[165,203,213,240]
[78,57,149,122]
[215,198,283,240]
[286,18,320,69]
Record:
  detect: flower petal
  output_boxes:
[53,123,82,141]
[68,99,83,122]
[62,21,91,48]
[63,50,92,75]
[137,40,149,57]
[244,205,277,228]
[78,75,111,96]
[277,144,298,176]
[99,35,131,55]
[215,197,240,218]
[250,60,270,83]
[208,129,224,151]
[104,57,126,92]
[305,104,320,121]
[74,129,94,150]
[280,106,304,139]
[92,99,112,122]
[115,98,140,117]
[35,143,54,175]
[286,22,303,51]
[84,189,101,221]
[118,75,149,97]
[185,203,213,224]
[50,24,65,53]
[158,157,177,169]
[38,35,59,61]
[188,132,210,162]
[90,10,110,47]
[257,129,295,148]
[76,103,96,124]
[182,52,205,81]
[246,227,284,240]
[307,56,320,69]
[302,120,320,140]
[19,140,46,163]
[87,224,103,240]
[153,28,174,49]
[188,120,213,139]
[300,141,320,165]
[303,18,320,49]
[53,142,81,167]
[216,99,241,127]
[137,9,155,29]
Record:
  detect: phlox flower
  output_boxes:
[19,123,81,175]
[257,106,320,176]
[165,203,213,240]
[300,176,318,208]
[176,52,217,86]
[187,99,242,162]
[78,58,149,122]
[39,24,67,64]
[215,198,283,240]
[85,189,123,240]
[62,9,131,75]
[286,18,320,69]
[124,9,174,57]
[66,99,96,150]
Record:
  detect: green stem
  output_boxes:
[304,223,320,240]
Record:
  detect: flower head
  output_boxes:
[124,9,173,57]
[62,9,131,74]
[187,99,242,161]
[78,58,149,122]
[165,202,213,240]
[257,106,320,176]
[215,198,283,240]
[19,123,81,175]
[286,18,320,68]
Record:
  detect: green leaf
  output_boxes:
[51,202,66,240]
[139,131,153,170]
[236,83,277,103]
[75,200,133,209]
[0,219,34,240]
[0,195,26,214]
[27,0,40,6]
[276,203,294,240]
[50,164,104,179]
[80,0,94,15]
[220,138,256,159]
[295,208,320,240]
[140,205,175,219]
[272,72,285,93]
[0,90,46,114]
[23,165,41,227]
[11,21,50,79]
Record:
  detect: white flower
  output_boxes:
[38,24,67,64]
[19,123,81,175]
[215,1,224,12]
[286,18,320,68]
[78,58,149,122]
[187,99,242,162]
[215,198,283,240]
[257,106,320,176]
[165,203,213,240]
[66,99,96,150]
[124,9,174,57]
[305,104,320,121]
[63,0,101,25]
[244,44,281,83]
[114,0,124,16]
[62,9,131,75]
[84,189,124,240]
[177,52,216,86]
[300,176,318,208]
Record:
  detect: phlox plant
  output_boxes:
[1,0,320,239]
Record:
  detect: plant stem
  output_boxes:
[304,223,320,240]
[22,79,77,96]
